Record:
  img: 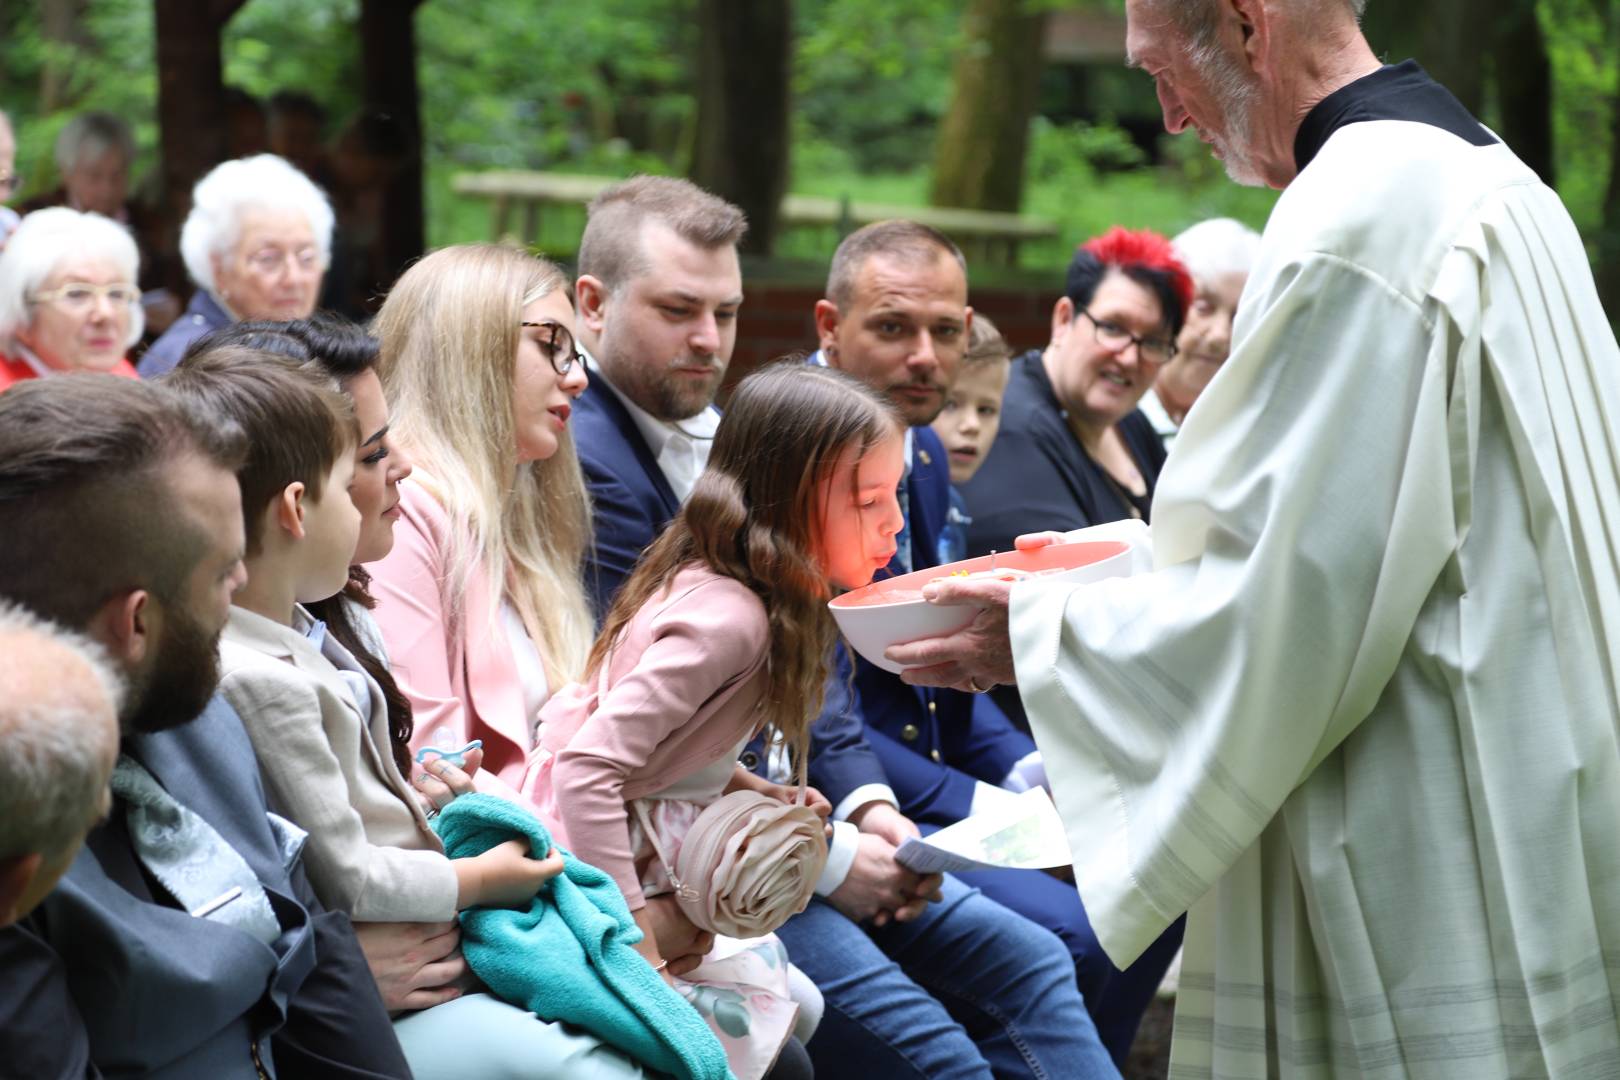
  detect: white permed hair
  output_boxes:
[0,207,145,350]
[179,154,334,294]
[0,600,124,860]
[1171,218,1262,286]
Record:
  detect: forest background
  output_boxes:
[1,0,1615,300]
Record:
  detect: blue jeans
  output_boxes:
[775,876,1119,1079]
[951,865,1185,1063]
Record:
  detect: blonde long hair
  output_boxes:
[375,244,593,684]
[589,363,902,778]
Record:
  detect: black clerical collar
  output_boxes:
[1294,59,1496,173]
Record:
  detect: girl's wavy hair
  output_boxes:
[588,362,902,781]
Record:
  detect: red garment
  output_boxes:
[0,352,139,392]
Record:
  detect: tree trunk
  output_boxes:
[929,0,1049,213]
[153,0,245,226]
[39,0,93,111]
[1489,0,1554,185]
[359,0,427,282]
[691,0,793,257]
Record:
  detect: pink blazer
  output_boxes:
[526,564,770,908]
[369,480,536,801]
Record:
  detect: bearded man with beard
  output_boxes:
[0,376,409,1079]
[890,0,1620,1076]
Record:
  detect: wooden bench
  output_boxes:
[451,170,1060,267]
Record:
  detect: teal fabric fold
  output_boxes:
[435,794,732,1080]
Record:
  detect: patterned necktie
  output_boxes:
[111,756,282,945]
[892,456,914,576]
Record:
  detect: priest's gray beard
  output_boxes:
[1189,40,1266,186]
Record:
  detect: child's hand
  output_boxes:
[414,747,484,816]
[727,766,831,816]
[457,838,565,909]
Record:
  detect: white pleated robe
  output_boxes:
[1014,119,1620,1078]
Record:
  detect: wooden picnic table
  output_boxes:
[451,170,1060,266]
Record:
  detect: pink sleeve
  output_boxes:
[550,580,766,910]
[369,504,522,803]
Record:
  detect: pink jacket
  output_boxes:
[369,480,537,801]
[527,564,770,909]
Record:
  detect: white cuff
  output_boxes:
[832,783,898,823]
[970,779,1025,818]
[814,820,860,896]
[1001,750,1046,794]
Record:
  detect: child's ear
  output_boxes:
[275,482,309,541]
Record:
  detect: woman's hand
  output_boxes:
[454,837,565,909]
[414,746,484,817]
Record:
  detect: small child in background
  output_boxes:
[527,362,906,1079]
[931,314,1012,563]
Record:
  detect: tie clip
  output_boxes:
[191,885,244,918]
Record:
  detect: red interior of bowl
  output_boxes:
[830,540,1131,609]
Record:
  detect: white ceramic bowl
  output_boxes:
[830,539,1134,673]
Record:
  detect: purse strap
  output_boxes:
[630,798,701,903]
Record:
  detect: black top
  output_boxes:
[959,351,1167,559]
[1294,59,1496,173]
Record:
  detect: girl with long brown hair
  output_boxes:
[525,362,906,1079]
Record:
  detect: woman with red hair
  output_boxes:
[960,226,1192,558]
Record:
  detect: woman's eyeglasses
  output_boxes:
[520,320,583,376]
[29,282,142,313]
[1079,310,1178,364]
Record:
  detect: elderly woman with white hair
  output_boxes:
[1138,216,1261,446]
[138,153,332,377]
[0,207,144,392]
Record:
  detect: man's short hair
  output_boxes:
[825,220,968,311]
[577,175,747,292]
[0,377,246,629]
[166,346,356,556]
[54,111,134,176]
[0,601,122,860]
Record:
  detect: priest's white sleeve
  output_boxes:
[1012,251,1460,968]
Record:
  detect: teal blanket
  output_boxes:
[435,794,732,1080]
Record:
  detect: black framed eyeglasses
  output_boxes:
[520,320,583,376]
[1078,310,1178,364]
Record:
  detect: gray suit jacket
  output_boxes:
[3,696,410,1079]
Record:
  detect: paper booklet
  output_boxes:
[894,787,1074,875]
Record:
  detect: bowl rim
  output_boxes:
[829,538,1133,611]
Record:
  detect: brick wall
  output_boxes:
[727,280,1060,390]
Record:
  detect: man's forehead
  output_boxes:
[850,253,967,315]
[632,219,742,300]
[1123,0,1172,67]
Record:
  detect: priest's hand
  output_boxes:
[887,576,1017,692]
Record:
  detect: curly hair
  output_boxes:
[588,362,902,781]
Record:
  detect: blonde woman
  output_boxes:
[369,243,594,805]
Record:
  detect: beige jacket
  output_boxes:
[219,604,460,922]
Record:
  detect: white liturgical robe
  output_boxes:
[1014,111,1620,1076]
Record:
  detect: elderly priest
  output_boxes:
[889,0,1620,1077]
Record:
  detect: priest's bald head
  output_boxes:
[1125,0,1379,189]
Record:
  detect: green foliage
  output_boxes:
[1542,0,1619,232]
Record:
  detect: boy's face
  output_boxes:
[931,360,1009,485]
[296,451,362,603]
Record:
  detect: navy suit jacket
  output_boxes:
[3,697,407,1079]
[574,370,893,807]
[848,425,1036,827]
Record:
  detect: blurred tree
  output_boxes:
[40,0,94,112]
[154,0,247,219]
[692,0,793,254]
[930,0,1049,211]
[359,0,427,277]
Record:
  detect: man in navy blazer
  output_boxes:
[813,220,1183,1063]
[0,377,408,1078]
[571,180,1115,1078]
